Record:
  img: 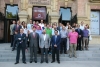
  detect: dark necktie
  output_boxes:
[78,29,80,33]
[55,36,57,42]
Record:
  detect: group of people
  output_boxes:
[10,20,91,64]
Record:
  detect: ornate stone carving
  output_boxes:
[21,0,28,10]
[89,0,100,2]
[10,0,14,5]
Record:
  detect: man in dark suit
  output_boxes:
[15,28,27,64]
[75,25,83,50]
[51,30,61,64]
[13,20,22,34]
[29,26,39,63]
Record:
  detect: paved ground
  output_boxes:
[0,61,100,67]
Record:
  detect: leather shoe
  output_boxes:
[46,61,48,63]
[30,61,32,63]
[41,61,43,63]
[23,62,26,64]
[51,61,55,63]
[15,62,19,64]
[57,61,60,64]
[35,61,37,63]
[12,49,15,51]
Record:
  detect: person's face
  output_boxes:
[36,21,39,25]
[84,26,87,29]
[41,20,43,23]
[72,28,75,32]
[33,21,35,24]
[67,23,69,26]
[42,30,46,34]
[62,26,65,30]
[30,20,32,24]
[55,31,58,35]
[54,26,57,29]
[13,21,15,24]
[78,25,80,28]
[37,26,40,30]
[33,27,36,31]
[47,25,49,28]
[81,22,84,25]
[20,29,23,33]
[17,21,20,25]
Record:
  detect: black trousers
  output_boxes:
[81,36,83,46]
[16,44,26,63]
[77,37,82,50]
[60,38,67,53]
[11,35,14,47]
[52,47,60,62]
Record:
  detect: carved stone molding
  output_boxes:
[89,0,100,3]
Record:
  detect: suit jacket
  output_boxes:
[16,33,27,48]
[29,32,39,47]
[39,34,50,48]
[75,28,83,37]
[10,24,15,35]
[13,24,22,33]
[51,35,61,50]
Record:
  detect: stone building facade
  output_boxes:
[0,0,100,44]
[0,0,100,24]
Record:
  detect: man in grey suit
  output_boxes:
[39,30,50,63]
[10,20,15,47]
[29,26,39,63]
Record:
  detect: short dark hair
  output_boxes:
[54,30,58,33]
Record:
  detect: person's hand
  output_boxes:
[18,38,21,40]
[26,49,28,52]
[54,45,57,47]
[79,35,81,38]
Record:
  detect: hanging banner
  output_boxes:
[90,11,100,35]
[33,7,46,20]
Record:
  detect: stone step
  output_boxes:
[0,57,100,62]
[0,53,100,57]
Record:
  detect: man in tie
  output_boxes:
[13,20,22,34]
[29,26,39,63]
[39,30,50,63]
[51,30,61,64]
[15,28,27,64]
[75,25,83,50]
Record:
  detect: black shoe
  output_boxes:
[35,61,37,63]
[46,61,48,63]
[12,49,15,51]
[57,61,60,64]
[15,62,19,64]
[64,52,67,54]
[60,52,62,54]
[51,61,55,63]
[40,61,43,63]
[23,62,26,64]
[30,61,32,63]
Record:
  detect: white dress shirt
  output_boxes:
[80,25,84,30]
[43,34,46,41]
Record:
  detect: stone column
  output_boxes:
[65,0,69,7]
[50,0,59,24]
[18,0,28,23]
